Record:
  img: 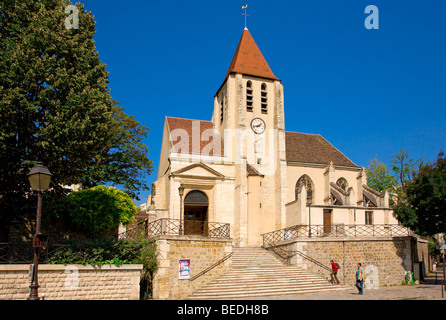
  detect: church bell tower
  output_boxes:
[211,28,288,246]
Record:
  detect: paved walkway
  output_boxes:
[236,268,446,300]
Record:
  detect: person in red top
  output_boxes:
[330,259,340,284]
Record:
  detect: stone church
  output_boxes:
[147,27,397,247]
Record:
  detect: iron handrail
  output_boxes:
[294,250,332,272]
[262,224,413,247]
[145,218,231,239]
[117,218,149,240]
[189,252,233,282]
[267,246,332,272]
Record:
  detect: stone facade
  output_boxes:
[152,235,233,300]
[0,264,142,300]
[148,27,398,248]
[269,236,429,287]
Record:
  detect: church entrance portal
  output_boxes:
[183,191,208,236]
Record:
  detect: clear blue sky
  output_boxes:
[80,0,446,204]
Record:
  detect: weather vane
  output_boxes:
[242,4,249,29]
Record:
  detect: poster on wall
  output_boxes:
[179,259,191,280]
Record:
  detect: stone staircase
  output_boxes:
[188,247,348,299]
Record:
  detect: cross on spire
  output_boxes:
[242,5,249,29]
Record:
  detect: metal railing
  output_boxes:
[118,219,149,241]
[267,246,332,272]
[145,218,231,239]
[0,243,9,263]
[262,224,413,247]
[0,242,69,264]
[189,252,233,282]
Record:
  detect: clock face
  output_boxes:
[251,118,265,134]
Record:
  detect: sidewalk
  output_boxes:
[236,268,446,300]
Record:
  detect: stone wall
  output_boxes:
[268,236,428,288]
[152,235,233,300]
[0,264,142,300]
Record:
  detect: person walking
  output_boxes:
[355,262,364,295]
[330,259,340,284]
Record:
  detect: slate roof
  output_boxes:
[285,131,359,168]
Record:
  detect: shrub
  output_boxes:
[63,185,137,237]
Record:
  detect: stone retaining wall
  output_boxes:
[0,264,143,300]
[152,235,233,300]
[268,236,429,287]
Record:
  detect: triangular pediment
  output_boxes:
[171,163,225,179]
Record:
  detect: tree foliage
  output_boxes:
[0,0,152,235]
[390,150,427,188]
[394,152,446,236]
[367,149,444,234]
[367,150,427,200]
[366,158,396,193]
[55,185,137,237]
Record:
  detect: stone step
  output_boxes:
[212,276,328,284]
[225,268,308,274]
[208,274,331,285]
[188,246,347,300]
[196,280,333,291]
[190,285,347,300]
[217,271,322,280]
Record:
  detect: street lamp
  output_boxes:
[27,163,52,301]
[178,185,185,236]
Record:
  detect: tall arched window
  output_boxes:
[246,81,253,112]
[220,97,224,124]
[261,83,268,114]
[295,175,314,203]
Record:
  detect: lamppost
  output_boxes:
[308,203,312,238]
[178,185,185,236]
[27,163,52,301]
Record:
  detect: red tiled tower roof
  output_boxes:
[224,28,279,82]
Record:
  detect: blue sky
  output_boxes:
[79,0,446,204]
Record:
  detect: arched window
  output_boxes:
[184,190,209,205]
[295,175,314,203]
[261,83,268,114]
[336,178,348,191]
[246,81,253,112]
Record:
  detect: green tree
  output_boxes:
[390,149,427,189]
[0,0,152,238]
[60,185,137,237]
[394,152,446,236]
[366,157,396,193]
